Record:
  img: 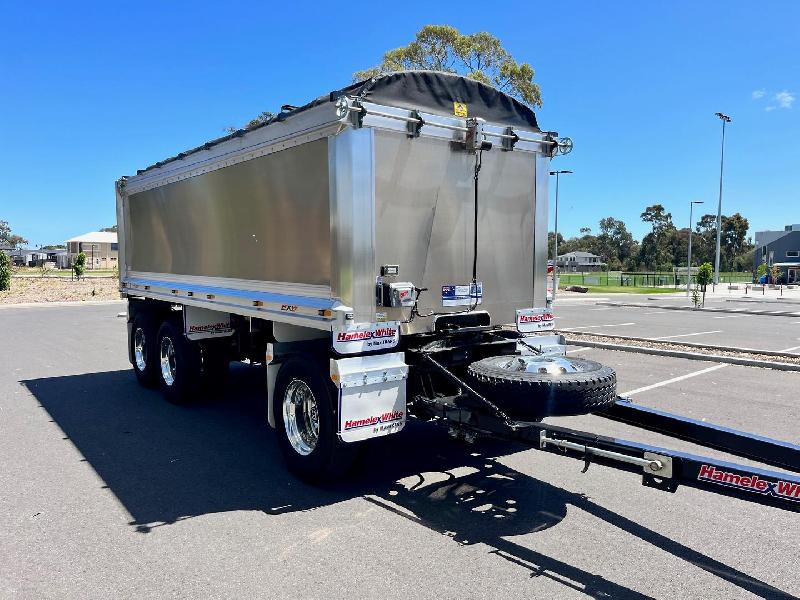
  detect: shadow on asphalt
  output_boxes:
[23,365,792,600]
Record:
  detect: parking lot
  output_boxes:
[555,298,800,352]
[1,303,798,599]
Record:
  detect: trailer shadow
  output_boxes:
[23,365,791,600]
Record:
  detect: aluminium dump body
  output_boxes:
[117,72,552,334]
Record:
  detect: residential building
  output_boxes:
[65,231,118,270]
[556,251,606,272]
[754,224,800,284]
[9,248,49,267]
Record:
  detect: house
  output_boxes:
[556,251,606,272]
[65,231,118,270]
[44,249,70,269]
[9,248,49,267]
[754,224,800,284]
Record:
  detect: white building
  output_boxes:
[65,231,118,270]
[556,251,606,272]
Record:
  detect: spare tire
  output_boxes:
[467,355,617,420]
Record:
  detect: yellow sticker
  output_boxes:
[453,102,468,118]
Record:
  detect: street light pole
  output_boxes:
[713,112,731,285]
[686,201,704,297]
[549,170,572,303]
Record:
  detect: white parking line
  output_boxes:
[562,322,635,330]
[643,311,668,315]
[653,330,722,340]
[589,307,614,311]
[622,364,729,396]
[712,315,745,319]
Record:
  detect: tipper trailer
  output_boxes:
[117,71,799,512]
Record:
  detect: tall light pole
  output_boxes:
[713,112,731,284]
[686,200,704,296]
[549,170,572,303]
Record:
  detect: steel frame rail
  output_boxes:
[424,398,800,513]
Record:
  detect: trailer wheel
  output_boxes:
[273,358,357,482]
[156,319,202,404]
[468,355,616,420]
[200,340,230,390]
[131,313,159,387]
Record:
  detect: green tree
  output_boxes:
[696,262,713,306]
[694,213,753,271]
[638,205,675,270]
[720,213,751,270]
[73,251,86,280]
[548,231,564,260]
[595,217,635,270]
[0,250,11,291]
[0,220,28,248]
[99,225,118,233]
[225,111,276,134]
[354,25,543,108]
[770,264,781,285]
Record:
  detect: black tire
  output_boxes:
[156,319,202,404]
[467,355,617,420]
[273,357,357,482]
[200,340,230,391]
[130,313,159,387]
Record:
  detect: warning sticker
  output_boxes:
[453,102,468,118]
[442,282,482,307]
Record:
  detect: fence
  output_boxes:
[557,271,753,288]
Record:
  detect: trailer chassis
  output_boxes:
[409,343,800,513]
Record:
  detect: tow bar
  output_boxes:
[418,384,800,511]
[539,431,673,479]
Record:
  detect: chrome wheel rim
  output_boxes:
[282,379,319,456]
[160,336,177,386]
[502,355,584,375]
[133,327,147,372]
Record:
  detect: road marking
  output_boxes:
[562,322,635,330]
[780,345,800,353]
[653,330,722,340]
[589,307,614,311]
[622,364,729,396]
[643,311,668,315]
[712,315,745,319]
[566,347,593,354]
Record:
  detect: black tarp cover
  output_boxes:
[324,70,539,130]
[137,71,538,174]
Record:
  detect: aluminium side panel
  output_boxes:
[329,127,376,322]
[115,180,129,283]
[534,154,549,308]
[125,138,331,286]
[372,131,537,334]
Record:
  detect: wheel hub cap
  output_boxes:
[160,336,177,386]
[134,327,147,371]
[282,379,319,456]
[502,355,583,375]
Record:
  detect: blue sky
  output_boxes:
[1,1,798,247]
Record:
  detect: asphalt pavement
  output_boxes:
[1,303,798,599]
[554,299,800,352]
